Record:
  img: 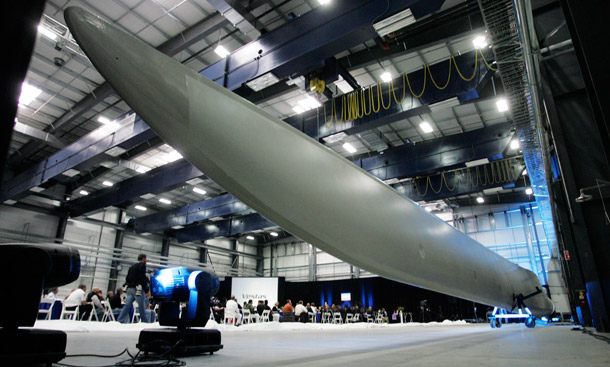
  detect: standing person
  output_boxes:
[117,254,149,323]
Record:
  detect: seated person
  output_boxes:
[283,299,294,313]
[142,291,156,323]
[294,300,308,322]
[64,284,92,320]
[45,288,59,300]
[90,289,105,320]
[225,296,242,325]
[256,300,265,317]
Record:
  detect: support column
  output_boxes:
[520,207,540,280]
[256,245,264,276]
[230,239,239,276]
[54,215,68,244]
[107,210,124,293]
[161,237,170,265]
[308,244,316,281]
[199,243,208,265]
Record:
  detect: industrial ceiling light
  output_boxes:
[472,35,488,49]
[297,96,321,111]
[270,231,279,237]
[496,98,509,112]
[246,235,255,240]
[245,72,279,92]
[135,205,147,211]
[318,0,330,5]
[102,181,114,187]
[510,140,520,150]
[476,196,485,204]
[37,24,58,41]
[159,198,172,204]
[525,187,533,195]
[214,44,230,58]
[193,187,207,195]
[136,165,151,173]
[343,142,357,154]
[19,82,42,106]
[163,149,183,163]
[380,71,392,83]
[97,116,111,124]
[292,105,305,114]
[79,190,89,196]
[419,121,434,133]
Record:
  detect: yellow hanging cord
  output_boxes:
[452,51,479,81]
[479,49,498,71]
[370,84,381,113]
[427,60,452,90]
[379,82,392,110]
[391,73,407,104]
[405,68,427,98]
[362,89,371,116]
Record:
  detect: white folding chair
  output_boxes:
[375,312,384,324]
[322,312,331,324]
[88,304,101,321]
[102,301,115,322]
[60,301,79,320]
[345,313,353,323]
[261,309,270,322]
[353,313,360,322]
[332,312,343,324]
[131,302,141,323]
[38,298,54,320]
[224,310,237,325]
[242,309,251,324]
[308,312,316,323]
[367,313,374,323]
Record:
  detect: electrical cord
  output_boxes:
[54,339,187,367]
[581,327,610,345]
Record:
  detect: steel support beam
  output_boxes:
[133,193,249,234]
[1,114,155,201]
[54,215,68,245]
[107,210,125,293]
[393,159,525,202]
[175,212,275,243]
[285,51,491,140]
[67,158,203,217]
[161,237,170,265]
[200,0,445,90]
[8,13,230,169]
[13,121,66,149]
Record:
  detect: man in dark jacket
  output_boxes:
[117,254,149,323]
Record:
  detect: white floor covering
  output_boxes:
[32,320,610,366]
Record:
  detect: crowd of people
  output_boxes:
[42,253,156,323]
[211,297,399,325]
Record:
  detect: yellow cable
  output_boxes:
[370,85,381,113]
[380,82,392,110]
[362,89,371,116]
[391,73,407,104]
[479,49,498,71]
[452,51,478,81]
[427,61,452,90]
[405,68,427,98]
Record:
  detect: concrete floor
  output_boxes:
[59,323,610,366]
